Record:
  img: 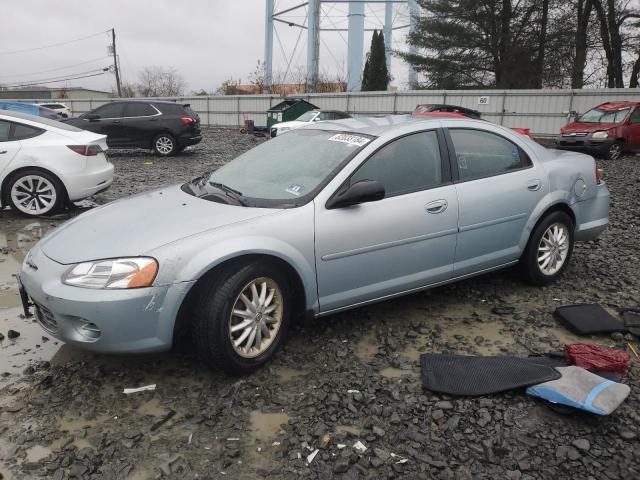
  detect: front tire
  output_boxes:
[605,141,623,160]
[521,211,574,286]
[192,261,292,375]
[153,133,176,156]
[6,170,63,217]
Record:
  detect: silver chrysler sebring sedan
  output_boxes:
[18,115,610,374]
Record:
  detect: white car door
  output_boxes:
[0,119,22,178]
[314,129,459,313]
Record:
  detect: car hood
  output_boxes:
[39,185,279,264]
[561,121,619,134]
[274,120,309,130]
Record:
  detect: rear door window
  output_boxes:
[0,120,10,142]
[12,123,44,140]
[124,103,157,117]
[449,129,531,181]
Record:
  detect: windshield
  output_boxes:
[294,111,317,122]
[579,107,630,123]
[204,129,372,204]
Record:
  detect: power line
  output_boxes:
[0,30,110,56]
[0,56,111,79]
[2,68,111,89]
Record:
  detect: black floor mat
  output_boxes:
[554,304,625,335]
[420,354,562,396]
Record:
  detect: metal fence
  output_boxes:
[18,88,640,136]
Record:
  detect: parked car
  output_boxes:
[0,109,113,217]
[0,102,59,120]
[270,109,351,137]
[39,102,72,118]
[63,100,202,156]
[556,101,640,160]
[413,104,533,138]
[18,116,609,374]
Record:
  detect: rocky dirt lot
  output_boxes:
[0,128,638,480]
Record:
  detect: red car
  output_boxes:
[556,101,640,160]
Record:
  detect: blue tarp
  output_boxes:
[0,102,40,116]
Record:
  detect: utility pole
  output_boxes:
[111,28,122,97]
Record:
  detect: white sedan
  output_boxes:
[0,109,114,217]
[270,110,351,137]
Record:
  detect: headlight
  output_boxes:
[62,257,158,289]
[591,130,609,139]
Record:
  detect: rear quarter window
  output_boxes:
[12,123,44,140]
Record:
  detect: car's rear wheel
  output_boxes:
[521,211,574,286]
[6,170,63,217]
[153,133,176,156]
[192,261,292,375]
[605,141,623,160]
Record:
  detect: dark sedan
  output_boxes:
[64,100,202,156]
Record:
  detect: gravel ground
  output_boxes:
[0,128,638,480]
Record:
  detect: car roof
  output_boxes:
[302,114,442,136]
[106,99,186,106]
[596,101,639,110]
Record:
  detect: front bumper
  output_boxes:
[19,246,195,353]
[555,136,615,156]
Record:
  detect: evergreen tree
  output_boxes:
[361,30,390,91]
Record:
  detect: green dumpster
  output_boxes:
[266,98,319,129]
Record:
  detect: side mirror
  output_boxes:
[326,180,385,210]
[85,113,100,121]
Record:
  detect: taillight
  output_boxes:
[67,145,103,156]
[180,117,195,125]
[595,166,602,184]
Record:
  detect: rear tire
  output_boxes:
[605,141,623,160]
[6,169,64,217]
[153,133,176,156]
[520,211,574,286]
[192,261,292,375]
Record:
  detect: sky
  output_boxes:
[0,0,414,94]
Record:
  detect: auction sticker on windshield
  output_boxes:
[328,133,370,147]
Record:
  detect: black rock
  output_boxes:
[333,458,350,474]
[7,330,19,340]
[492,306,515,315]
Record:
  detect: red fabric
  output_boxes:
[565,344,630,375]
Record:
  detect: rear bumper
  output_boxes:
[555,137,616,156]
[64,160,114,201]
[177,133,202,147]
[572,183,610,241]
[19,246,194,353]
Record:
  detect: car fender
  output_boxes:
[154,235,319,313]
[519,190,574,250]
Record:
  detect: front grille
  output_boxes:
[560,140,584,146]
[34,302,58,333]
[561,132,588,137]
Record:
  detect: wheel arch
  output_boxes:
[172,253,309,342]
[521,198,576,254]
[0,166,68,208]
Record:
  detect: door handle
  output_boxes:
[527,179,542,191]
[113,120,121,123]
[0,150,7,154]
[425,199,448,214]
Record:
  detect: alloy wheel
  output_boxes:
[229,277,283,358]
[608,143,622,160]
[537,222,570,276]
[10,175,57,215]
[155,136,174,155]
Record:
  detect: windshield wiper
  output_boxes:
[209,182,248,206]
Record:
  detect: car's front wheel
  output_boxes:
[192,261,292,375]
[6,170,63,217]
[153,133,176,156]
[521,211,574,286]
[605,141,623,160]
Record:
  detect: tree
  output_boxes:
[118,82,137,98]
[362,30,390,91]
[572,0,594,88]
[136,66,185,97]
[400,1,583,89]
